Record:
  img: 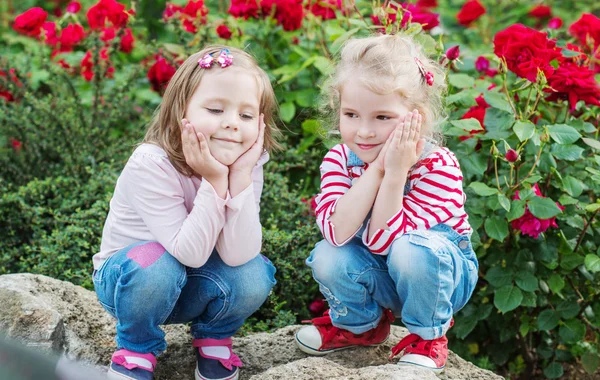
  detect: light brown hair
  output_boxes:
[322,34,447,144]
[143,45,282,176]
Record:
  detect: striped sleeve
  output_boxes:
[363,150,469,255]
[314,144,358,246]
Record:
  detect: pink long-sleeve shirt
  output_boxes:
[92,143,268,270]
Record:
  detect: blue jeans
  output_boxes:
[93,241,276,356]
[307,223,478,340]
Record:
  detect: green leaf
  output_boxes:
[559,194,579,205]
[453,318,478,339]
[279,102,296,123]
[561,254,585,271]
[559,319,586,343]
[331,27,360,52]
[584,254,600,273]
[556,300,580,319]
[586,203,600,212]
[469,182,498,196]
[528,197,562,219]
[551,144,585,161]
[449,73,475,89]
[486,266,514,288]
[582,137,600,150]
[485,217,509,241]
[547,273,565,294]
[312,56,333,75]
[582,353,600,375]
[562,176,584,197]
[498,193,511,212]
[494,285,523,313]
[446,92,477,107]
[515,271,538,292]
[483,108,514,140]
[537,309,560,330]
[521,291,537,307]
[506,200,526,221]
[301,119,320,135]
[543,362,564,379]
[547,124,581,144]
[484,92,513,113]
[513,121,535,142]
[450,118,483,131]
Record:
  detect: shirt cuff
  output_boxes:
[326,199,362,246]
[362,209,404,255]
[226,182,254,211]
[199,179,230,209]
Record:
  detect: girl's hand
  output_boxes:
[370,129,395,175]
[181,119,229,181]
[229,114,265,176]
[384,109,425,175]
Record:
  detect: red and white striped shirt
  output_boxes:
[314,144,471,255]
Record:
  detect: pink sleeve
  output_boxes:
[121,153,227,268]
[215,152,269,266]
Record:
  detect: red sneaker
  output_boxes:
[390,333,449,375]
[295,309,394,355]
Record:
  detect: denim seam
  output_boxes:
[188,272,230,330]
[432,248,442,338]
[161,268,188,325]
[352,268,387,327]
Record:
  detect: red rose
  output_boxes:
[59,23,86,51]
[261,0,304,31]
[228,0,259,19]
[216,24,232,39]
[307,0,340,20]
[416,0,437,8]
[147,55,178,93]
[544,62,600,111]
[41,21,60,46]
[505,149,519,162]
[568,13,600,50]
[511,184,563,239]
[13,7,48,37]
[120,28,134,53]
[0,71,16,102]
[459,95,488,141]
[493,24,561,82]
[163,3,183,20]
[456,0,485,27]
[10,138,23,152]
[81,51,94,81]
[475,56,489,72]
[66,1,82,14]
[180,0,209,33]
[548,17,562,30]
[309,298,327,315]
[529,5,551,19]
[446,45,460,61]
[87,0,130,30]
[401,3,439,31]
[100,27,116,42]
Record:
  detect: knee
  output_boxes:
[306,240,356,285]
[229,255,276,308]
[387,233,444,282]
[122,241,187,293]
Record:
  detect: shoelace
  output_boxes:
[390,333,443,360]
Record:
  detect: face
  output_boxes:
[185,66,261,166]
[339,80,411,163]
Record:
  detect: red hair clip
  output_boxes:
[414,57,434,86]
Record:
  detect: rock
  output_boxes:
[0,274,502,380]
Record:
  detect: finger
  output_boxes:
[408,112,419,142]
[414,114,422,143]
[196,131,210,157]
[416,138,425,157]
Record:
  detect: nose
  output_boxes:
[221,113,239,131]
[357,121,375,139]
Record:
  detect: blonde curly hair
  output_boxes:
[322,34,447,145]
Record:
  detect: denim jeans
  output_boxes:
[93,241,276,356]
[307,223,478,340]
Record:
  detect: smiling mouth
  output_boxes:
[356,143,380,150]
[212,137,240,144]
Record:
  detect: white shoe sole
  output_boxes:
[194,366,239,380]
[398,361,445,376]
[294,332,388,356]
